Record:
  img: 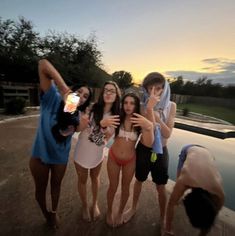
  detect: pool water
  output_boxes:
[168,128,235,211]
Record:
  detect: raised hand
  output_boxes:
[100,115,120,128]
[130,113,153,131]
[146,86,162,110]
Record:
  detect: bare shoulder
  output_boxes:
[170,101,177,113]
[177,164,196,188]
[169,177,188,203]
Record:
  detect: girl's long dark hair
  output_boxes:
[115,93,141,137]
[71,84,93,112]
[91,81,121,127]
[52,84,93,143]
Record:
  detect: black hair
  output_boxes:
[51,101,77,143]
[183,188,219,232]
[115,93,141,137]
[51,84,92,143]
[142,72,165,90]
[71,84,93,112]
[91,81,121,127]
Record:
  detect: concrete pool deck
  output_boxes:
[175,117,235,139]
[0,116,235,235]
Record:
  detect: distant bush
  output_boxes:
[182,108,189,116]
[5,97,26,114]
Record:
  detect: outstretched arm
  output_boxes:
[164,179,188,235]
[38,59,70,96]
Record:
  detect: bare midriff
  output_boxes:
[110,137,136,160]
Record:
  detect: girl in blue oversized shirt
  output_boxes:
[30,59,92,228]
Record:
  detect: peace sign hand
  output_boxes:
[146,87,162,110]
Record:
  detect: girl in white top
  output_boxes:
[74,81,121,222]
[106,93,154,227]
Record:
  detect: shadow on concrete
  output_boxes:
[0,117,235,236]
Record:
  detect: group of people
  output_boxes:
[30,59,225,236]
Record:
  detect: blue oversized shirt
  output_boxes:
[31,84,72,164]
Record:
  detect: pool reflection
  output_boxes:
[168,128,235,211]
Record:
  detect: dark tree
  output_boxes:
[0,17,39,82]
[112,71,133,89]
[0,17,110,87]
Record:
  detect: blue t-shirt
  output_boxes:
[31,84,72,164]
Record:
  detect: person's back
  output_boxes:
[164,145,225,236]
[179,146,224,200]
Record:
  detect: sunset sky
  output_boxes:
[1,0,235,85]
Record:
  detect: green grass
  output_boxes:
[177,103,235,125]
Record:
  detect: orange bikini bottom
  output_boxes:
[109,148,136,166]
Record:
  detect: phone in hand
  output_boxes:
[63,92,80,114]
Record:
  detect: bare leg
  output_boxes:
[29,158,51,223]
[156,184,167,225]
[50,163,67,228]
[115,160,135,226]
[74,162,90,221]
[123,179,143,223]
[90,162,103,221]
[106,157,121,226]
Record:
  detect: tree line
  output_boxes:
[0,17,112,87]
[169,76,235,99]
[1,17,233,97]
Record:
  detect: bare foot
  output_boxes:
[123,208,136,223]
[106,212,114,227]
[91,204,100,221]
[114,212,124,227]
[47,212,60,229]
[45,210,51,224]
[82,207,91,222]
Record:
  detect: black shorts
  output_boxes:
[135,142,169,185]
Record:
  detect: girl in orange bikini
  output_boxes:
[105,93,154,227]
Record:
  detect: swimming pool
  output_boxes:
[168,128,235,211]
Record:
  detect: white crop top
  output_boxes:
[118,128,138,141]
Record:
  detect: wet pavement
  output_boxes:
[0,116,235,236]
